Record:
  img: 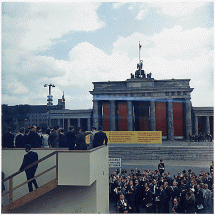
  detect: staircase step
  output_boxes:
[108,145,213,161]
[2,179,57,213]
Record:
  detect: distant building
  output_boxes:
[25,99,65,128]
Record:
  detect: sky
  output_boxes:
[1,1,214,110]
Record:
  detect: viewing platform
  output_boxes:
[2,145,109,213]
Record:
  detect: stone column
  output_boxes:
[93,100,99,129]
[206,116,210,135]
[166,100,174,140]
[194,116,198,135]
[98,102,102,128]
[150,100,156,131]
[87,118,91,131]
[185,99,192,140]
[77,118,81,127]
[110,100,116,131]
[127,101,133,131]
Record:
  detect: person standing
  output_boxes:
[49,126,59,148]
[88,126,96,150]
[117,194,131,213]
[196,184,205,213]
[37,127,43,147]
[19,144,38,192]
[76,127,91,150]
[158,159,165,175]
[59,129,67,148]
[66,126,76,150]
[15,127,26,148]
[171,181,180,205]
[158,185,166,213]
[42,129,50,148]
[204,184,212,213]
[2,127,14,148]
[93,126,108,148]
[163,181,172,213]
[134,179,142,213]
[172,198,183,213]
[27,126,41,148]
[126,180,136,213]
[179,185,187,213]
[144,185,153,213]
[210,161,213,174]
[185,192,196,213]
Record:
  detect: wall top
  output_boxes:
[91,78,193,95]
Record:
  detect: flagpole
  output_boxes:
[139,41,140,64]
[62,91,65,129]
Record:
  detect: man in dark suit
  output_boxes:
[179,185,187,213]
[19,144,38,192]
[158,185,166,213]
[195,184,205,213]
[152,180,160,213]
[59,129,67,148]
[134,179,142,213]
[117,194,131,213]
[2,127,14,148]
[66,126,76,150]
[93,126,108,148]
[75,127,91,150]
[158,159,165,175]
[126,180,136,213]
[172,198,183,213]
[15,127,26,148]
[144,185,153,213]
[164,181,172,213]
[171,181,180,205]
[27,126,41,148]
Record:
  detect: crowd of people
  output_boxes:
[109,160,214,213]
[189,133,213,142]
[2,125,108,150]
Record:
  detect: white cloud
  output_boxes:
[2,2,104,52]
[136,8,148,20]
[149,2,206,17]
[112,2,127,9]
[113,2,208,20]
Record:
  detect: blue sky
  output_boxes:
[2,2,214,109]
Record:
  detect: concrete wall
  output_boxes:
[90,146,109,213]
[58,152,90,186]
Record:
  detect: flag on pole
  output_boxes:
[139,42,142,50]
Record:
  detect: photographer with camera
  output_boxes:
[117,194,131,213]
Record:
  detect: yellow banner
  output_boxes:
[86,131,162,144]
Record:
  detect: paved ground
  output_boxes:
[109,140,213,176]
